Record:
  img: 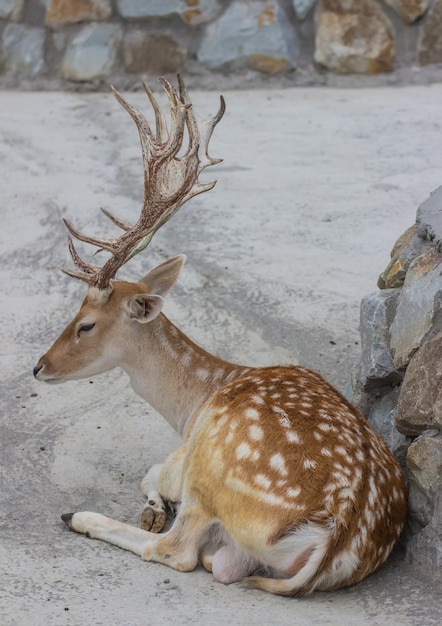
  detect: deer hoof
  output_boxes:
[61,513,74,529]
[141,505,166,533]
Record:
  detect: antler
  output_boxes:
[62,76,226,289]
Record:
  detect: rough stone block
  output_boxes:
[368,387,410,467]
[359,289,401,389]
[61,23,122,81]
[45,0,112,27]
[348,361,371,417]
[405,491,442,571]
[117,0,221,23]
[117,0,181,18]
[377,225,430,289]
[416,186,442,252]
[390,247,442,369]
[198,0,297,74]
[418,0,442,66]
[382,0,430,23]
[1,24,46,76]
[406,434,442,532]
[123,31,187,75]
[396,332,442,435]
[180,0,223,25]
[0,0,24,21]
[314,0,395,74]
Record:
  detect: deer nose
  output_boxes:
[33,364,43,379]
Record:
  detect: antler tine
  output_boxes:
[100,207,132,232]
[62,237,102,285]
[177,73,226,171]
[63,218,117,253]
[155,77,189,161]
[61,268,95,282]
[143,82,169,143]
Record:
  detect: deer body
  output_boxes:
[33,78,406,596]
[34,257,407,595]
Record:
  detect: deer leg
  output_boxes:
[140,445,187,532]
[62,503,212,573]
[62,512,153,556]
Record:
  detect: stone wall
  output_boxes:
[351,187,442,574]
[1,0,442,88]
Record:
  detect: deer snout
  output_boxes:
[33,363,43,379]
[33,357,61,383]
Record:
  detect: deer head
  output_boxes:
[33,77,225,385]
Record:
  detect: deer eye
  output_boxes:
[77,322,96,337]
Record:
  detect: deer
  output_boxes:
[33,76,407,596]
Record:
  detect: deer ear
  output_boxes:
[127,294,164,324]
[140,255,186,298]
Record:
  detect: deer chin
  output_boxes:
[33,363,60,384]
[34,370,66,384]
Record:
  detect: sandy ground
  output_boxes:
[1,83,442,625]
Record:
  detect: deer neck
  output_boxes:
[120,313,249,436]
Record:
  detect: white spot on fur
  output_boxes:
[225,421,238,444]
[196,368,211,382]
[286,430,300,443]
[248,425,264,441]
[254,474,271,489]
[252,394,265,405]
[335,446,348,457]
[245,407,260,421]
[236,442,251,460]
[324,482,337,493]
[303,458,318,470]
[270,453,288,476]
[318,422,333,432]
[286,486,301,499]
[272,405,289,418]
[225,473,291,508]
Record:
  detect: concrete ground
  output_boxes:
[1,83,442,625]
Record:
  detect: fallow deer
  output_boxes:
[33,77,407,596]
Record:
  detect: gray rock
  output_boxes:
[314,0,395,74]
[382,0,430,24]
[405,490,442,572]
[390,247,442,369]
[117,0,182,18]
[378,226,430,290]
[123,31,187,75]
[368,387,410,467]
[396,332,442,435]
[292,0,316,20]
[347,360,373,417]
[416,185,442,252]
[45,0,112,27]
[0,0,24,21]
[116,0,221,23]
[198,0,297,74]
[406,434,442,534]
[61,23,122,82]
[1,24,46,76]
[359,289,401,389]
[418,0,442,66]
